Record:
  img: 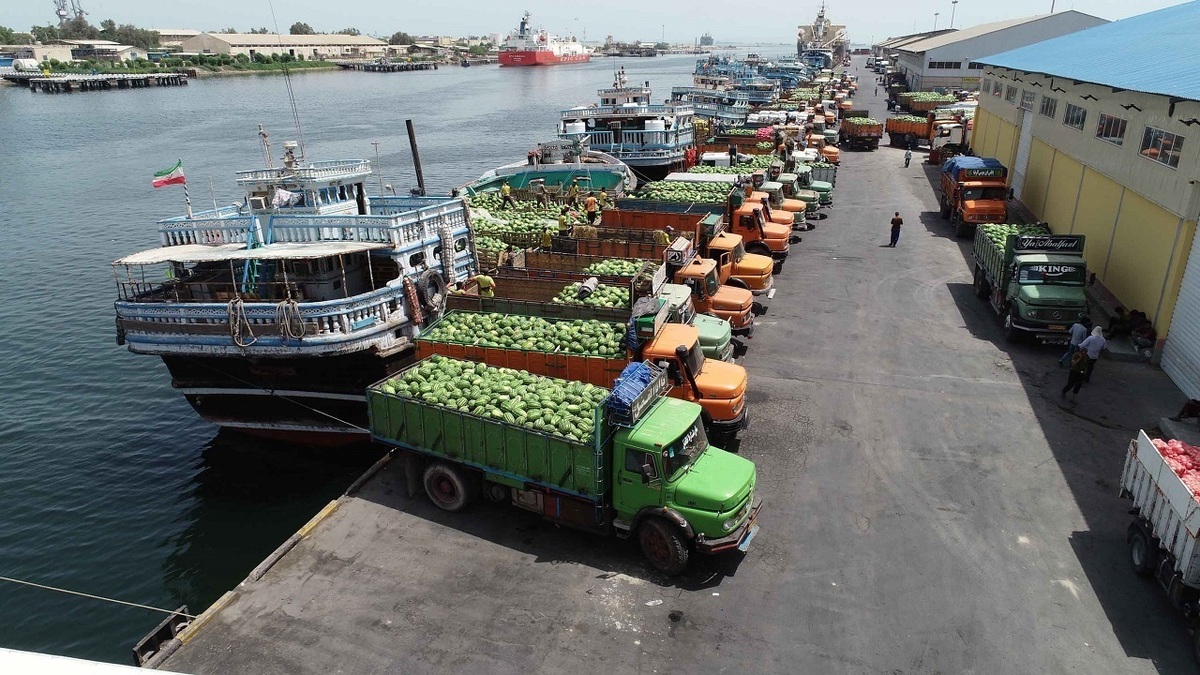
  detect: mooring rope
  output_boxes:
[0,575,195,618]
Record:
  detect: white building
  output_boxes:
[146,29,201,48]
[894,11,1108,92]
[180,33,388,59]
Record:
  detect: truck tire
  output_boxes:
[638,518,690,576]
[422,462,474,512]
[745,241,771,258]
[726,278,750,291]
[973,266,989,299]
[1003,313,1021,343]
[1128,522,1155,577]
[953,213,969,239]
[940,197,950,220]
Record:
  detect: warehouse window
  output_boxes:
[1140,126,1184,169]
[1019,90,1035,111]
[1039,96,1058,119]
[927,61,962,70]
[968,62,985,70]
[1063,103,1087,130]
[1005,85,1017,104]
[992,80,1003,97]
[1095,114,1128,146]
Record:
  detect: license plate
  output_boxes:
[737,524,760,552]
[1047,325,1066,331]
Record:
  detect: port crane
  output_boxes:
[53,0,87,24]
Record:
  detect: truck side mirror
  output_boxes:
[640,463,656,484]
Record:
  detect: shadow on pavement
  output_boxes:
[355,459,748,592]
[945,275,1196,671]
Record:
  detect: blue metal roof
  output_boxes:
[978,1,1200,101]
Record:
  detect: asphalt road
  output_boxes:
[162,57,1196,674]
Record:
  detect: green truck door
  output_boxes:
[614,445,665,518]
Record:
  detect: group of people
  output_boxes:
[1059,315,1107,402]
[499,179,607,223]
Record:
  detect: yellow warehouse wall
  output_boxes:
[1021,139,1054,216]
[1041,152,1083,237]
[1157,221,1197,338]
[971,109,994,158]
[993,122,1017,174]
[1070,168,1122,277]
[1107,191,1184,329]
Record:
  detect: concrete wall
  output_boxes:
[181,34,387,58]
[973,86,1200,337]
[897,13,1108,92]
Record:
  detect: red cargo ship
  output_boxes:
[499,12,591,67]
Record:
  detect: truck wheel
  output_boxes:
[422,462,474,512]
[745,242,771,258]
[940,197,950,220]
[973,267,987,298]
[726,278,749,290]
[638,518,690,576]
[1128,523,1155,577]
[1003,314,1021,343]
[953,214,969,239]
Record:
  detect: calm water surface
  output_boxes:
[0,55,707,663]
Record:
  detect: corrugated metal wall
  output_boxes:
[1164,234,1200,398]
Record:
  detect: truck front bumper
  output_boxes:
[749,275,774,296]
[709,404,748,436]
[696,497,763,554]
[732,318,755,338]
[1012,317,1072,345]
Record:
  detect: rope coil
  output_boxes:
[275,299,306,340]
[227,298,257,348]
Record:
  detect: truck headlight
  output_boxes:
[1026,309,1037,318]
[723,518,737,531]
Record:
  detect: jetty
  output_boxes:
[333,60,438,72]
[4,72,188,93]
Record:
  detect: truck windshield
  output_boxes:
[684,340,704,376]
[664,417,708,480]
[1018,263,1087,285]
[704,270,720,297]
[732,242,746,262]
[962,187,1007,201]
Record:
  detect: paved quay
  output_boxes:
[160,57,1196,674]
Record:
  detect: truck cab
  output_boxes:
[610,389,760,573]
[731,201,792,264]
[641,323,748,437]
[941,157,1009,238]
[1002,253,1089,341]
[658,283,734,362]
[702,227,775,295]
[744,190,795,228]
[759,181,807,215]
[792,165,833,206]
[777,172,819,220]
[666,239,755,336]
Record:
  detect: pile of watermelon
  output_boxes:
[1152,438,1200,498]
[378,355,606,442]
[582,259,651,276]
[978,223,1051,248]
[552,282,628,308]
[421,311,626,356]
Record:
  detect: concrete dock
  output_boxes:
[154,56,1198,673]
[334,61,438,72]
[4,72,188,93]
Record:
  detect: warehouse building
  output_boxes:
[971,2,1200,393]
[181,33,388,59]
[894,11,1107,92]
[871,29,954,60]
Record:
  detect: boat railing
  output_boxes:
[580,129,695,149]
[561,104,682,119]
[115,284,409,340]
[156,197,467,248]
[234,160,373,184]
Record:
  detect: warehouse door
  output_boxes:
[1011,110,1034,199]
[1163,228,1200,398]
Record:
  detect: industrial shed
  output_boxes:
[894,11,1107,92]
[972,2,1200,393]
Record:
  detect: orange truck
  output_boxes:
[426,286,750,437]
[504,248,757,336]
[939,157,1009,239]
[884,111,966,148]
[838,115,883,151]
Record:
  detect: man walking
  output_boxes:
[888,212,903,247]
[1059,314,1092,366]
[584,192,599,225]
[1078,325,1107,383]
[904,149,912,168]
[1060,348,1088,403]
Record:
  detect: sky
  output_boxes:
[0,0,1192,45]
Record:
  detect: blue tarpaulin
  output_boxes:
[941,157,1006,180]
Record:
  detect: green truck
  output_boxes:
[368,356,762,574]
[971,224,1089,344]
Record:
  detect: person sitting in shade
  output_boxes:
[1171,399,1200,425]
[1131,320,1157,350]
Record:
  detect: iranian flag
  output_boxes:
[152,160,186,188]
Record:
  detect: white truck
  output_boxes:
[1120,430,1200,663]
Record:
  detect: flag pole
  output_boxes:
[183,181,193,219]
[210,176,218,213]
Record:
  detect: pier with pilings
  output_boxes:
[333,60,439,73]
[5,72,189,93]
